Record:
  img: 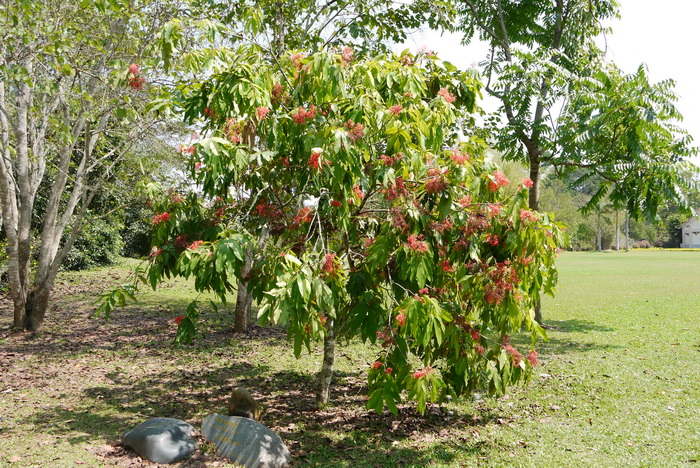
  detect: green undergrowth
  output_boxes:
[1,251,698,466]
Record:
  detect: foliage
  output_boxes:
[61,216,125,271]
[131,47,567,413]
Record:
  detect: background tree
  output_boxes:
[0,0,177,331]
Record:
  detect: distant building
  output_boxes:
[681,211,700,248]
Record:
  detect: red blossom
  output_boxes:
[474,344,485,355]
[150,247,163,258]
[390,208,409,232]
[174,316,184,325]
[292,105,317,124]
[308,151,321,169]
[440,259,455,273]
[527,350,538,366]
[504,344,523,366]
[384,177,409,201]
[271,83,285,104]
[406,234,429,253]
[437,88,455,103]
[194,162,203,171]
[280,157,290,167]
[290,52,305,69]
[412,367,433,379]
[385,367,393,375]
[522,178,534,188]
[396,312,406,327]
[401,55,414,66]
[372,361,382,370]
[486,233,500,246]
[389,105,403,115]
[344,120,365,142]
[489,170,510,192]
[353,185,364,200]
[292,207,314,226]
[257,106,270,120]
[152,212,170,224]
[188,240,204,250]
[425,175,447,194]
[321,253,337,277]
[520,209,537,223]
[451,149,470,165]
[174,234,189,251]
[487,204,502,217]
[341,46,354,64]
[418,287,429,295]
[457,195,472,208]
[330,200,342,207]
[128,63,141,74]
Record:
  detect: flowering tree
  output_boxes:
[126,46,565,411]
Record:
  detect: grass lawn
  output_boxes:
[0,251,698,467]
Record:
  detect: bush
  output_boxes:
[635,240,652,249]
[121,204,153,258]
[62,218,124,271]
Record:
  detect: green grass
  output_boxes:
[1,251,699,466]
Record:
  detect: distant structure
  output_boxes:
[681,210,700,248]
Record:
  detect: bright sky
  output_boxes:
[396,0,700,165]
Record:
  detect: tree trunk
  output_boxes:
[597,213,603,251]
[528,153,544,324]
[316,318,335,407]
[233,278,253,333]
[625,211,630,252]
[615,210,620,250]
[23,283,52,332]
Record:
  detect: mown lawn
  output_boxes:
[0,251,698,467]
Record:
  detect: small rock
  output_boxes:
[122,417,196,464]
[202,414,292,468]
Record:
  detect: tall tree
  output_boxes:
[454,0,697,320]
[0,0,173,331]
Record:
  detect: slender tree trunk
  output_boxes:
[615,210,620,250]
[527,152,545,324]
[233,277,253,333]
[316,318,335,406]
[625,210,630,252]
[597,213,602,251]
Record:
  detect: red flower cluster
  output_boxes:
[437,88,455,103]
[174,234,189,251]
[292,106,317,124]
[520,209,537,223]
[425,175,447,194]
[430,218,453,234]
[341,46,354,64]
[379,153,402,166]
[522,178,534,188]
[353,185,364,200]
[412,367,432,379]
[440,258,455,273]
[451,149,470,165]
[188,240,204,250]
[176,145,195,155]
[150,247,163,258]
[504,344,523,366]
[484,262,520,305]
[376,328,396,347]
[389,105,402,116]
[457,195,473,208]
[128,63,145,90]
[486,234,500,246]
[526,350,538,366]
[396,312,406,327]
[223,118,245,144]
[384,177,409,201]
[330,200,342,207]
[488,170,510,192]
[372,361,382,370]
[401,55,414,66]
[271,83,286,104]
[487,204,502,217]
[321,252,337,277]
[292,207,314,226]
[257,106,270,120]
[174,316,184,325]
[290,52,305,69]
[152,212,170,224]
[254,200,281,218]
[390,207,409,232]
[344,120,365,142]
[406,234,429,253]
[308,151,321,169]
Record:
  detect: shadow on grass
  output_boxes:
[26,360,496,465]
[545,319,615,333]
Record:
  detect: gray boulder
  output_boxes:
[201,414,292,468]
[122,417,196,464]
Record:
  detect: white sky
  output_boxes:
[396,0,700,166]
